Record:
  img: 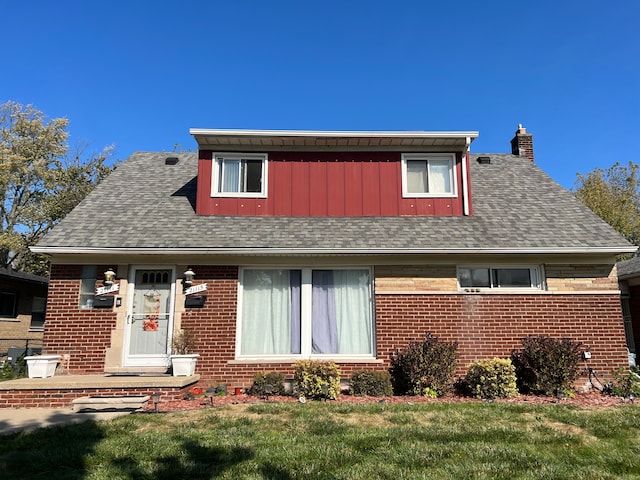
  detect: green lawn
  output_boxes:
[1,402,640,479]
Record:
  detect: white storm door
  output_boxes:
[124,267,176,367]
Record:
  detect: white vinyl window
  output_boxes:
[212,153,267,197]
[401,153,456,197]
[458,267,543,290]
[237,268,374,359]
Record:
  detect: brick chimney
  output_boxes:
[510,124,534,162]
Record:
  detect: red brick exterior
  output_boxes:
[43,265,116,373]
[511,127,534,163]
[375,294,628,378]
[42,265,629,390]
[0,386,189,409]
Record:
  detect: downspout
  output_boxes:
[462,137,471,216]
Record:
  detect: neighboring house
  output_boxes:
[615,257,640,366]
[31,126,636,388]
[0,268,47,360]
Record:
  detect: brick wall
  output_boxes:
[375,293,628,378]
[44,265,116,373]
[44,263,628,388]
[546,264,618,292]
[0,386,189,409]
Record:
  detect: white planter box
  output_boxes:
[170,354,199,376]
[25,355,61,378]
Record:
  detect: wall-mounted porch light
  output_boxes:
[104,268,116,286]
[183,268,195,290]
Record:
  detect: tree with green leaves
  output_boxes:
[0,101,114,276]
[573,161,640,249]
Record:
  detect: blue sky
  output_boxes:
[2,0,638,189]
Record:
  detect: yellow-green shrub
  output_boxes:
[465,358,518,399]
[293,360,341,399]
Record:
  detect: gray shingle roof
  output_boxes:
[617,257,640,278]
[0,267,49,285]
[34,151,634,255]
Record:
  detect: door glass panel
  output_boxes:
[129,269,172,355]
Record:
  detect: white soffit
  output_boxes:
[189,129,480,148]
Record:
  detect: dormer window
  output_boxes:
[212,153,268,198]
[401,153,456,197]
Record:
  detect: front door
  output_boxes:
[124,267,175,367]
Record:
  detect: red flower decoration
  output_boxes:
[189,386,204,396]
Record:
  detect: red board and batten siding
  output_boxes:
[196,151,471,216]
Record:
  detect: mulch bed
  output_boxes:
[145,388,632,413]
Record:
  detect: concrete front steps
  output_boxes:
[72,395,150,412]
[0,374,199,408]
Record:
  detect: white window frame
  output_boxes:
[457,266,544,291]
[235,266,375,362]
[401,153,457,198]
[211,152,268,198]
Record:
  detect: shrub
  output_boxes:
[293,360,341,399]
[511,335,582,396]
[389,332,458,397]
[606,367,640,398]
[247,371,286,396]
[465,358,518,399]
[171,329,198,355]
[0,357,26,380]
[349,370,393,397]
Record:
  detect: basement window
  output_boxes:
[458,267,543,290]
[212,153,268,198]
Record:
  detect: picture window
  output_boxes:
[238,268,374,358]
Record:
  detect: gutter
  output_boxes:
[189,128,480,139]
[31,246,638,256]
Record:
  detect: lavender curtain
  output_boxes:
[290,270,301,354]
[312,270,339,354]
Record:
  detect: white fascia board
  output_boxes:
[189,128,480,140]
[31,246,638,256]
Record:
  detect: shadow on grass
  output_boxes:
[0,419,106,478]
[108,439,253,479]
[0,417,254,479]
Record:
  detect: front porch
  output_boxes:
[0,374,200,408]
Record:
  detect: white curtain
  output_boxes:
[241,269,372,356]
[407,161,428,193]
[241,270,291,355]
[333,270,372,354]
[222,159,240,192]
[429,159,451,193]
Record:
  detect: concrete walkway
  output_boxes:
[0,408,132,435]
